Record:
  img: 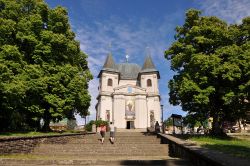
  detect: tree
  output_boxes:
[165,9,250,135]
[183,113,206,129]
[0,0,92,131]
[82,110,90,125]
[164,117,173,128]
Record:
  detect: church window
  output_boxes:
[147,79,152,87]
[128,87,132,93]
[107,78,113,86]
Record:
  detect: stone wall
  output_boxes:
[157,133,249,166]
[0,133,84,154]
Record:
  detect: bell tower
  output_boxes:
[139,55,161,127]
[139,55,160,93]
[97,54,119,121]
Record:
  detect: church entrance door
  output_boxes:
[126,121,135,129]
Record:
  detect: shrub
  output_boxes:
[84,120,109,132]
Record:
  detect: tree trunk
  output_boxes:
[42,118,51,132]
[42,109,52,132]
[238,119,241,132]
[211,113,226,136]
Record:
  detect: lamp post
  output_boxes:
[161,105,164,133]
[161,105,164,123]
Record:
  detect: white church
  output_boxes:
[95,54,161,129]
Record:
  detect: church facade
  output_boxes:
[96,54,161,129]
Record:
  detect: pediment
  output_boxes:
[114,84,146,93]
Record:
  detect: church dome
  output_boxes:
[98,54,159,79]
[116,63,141,79]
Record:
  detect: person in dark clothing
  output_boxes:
[155,121,160,133]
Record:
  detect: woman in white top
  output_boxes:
[109,122,115,144]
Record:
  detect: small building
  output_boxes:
[96,54,161,129]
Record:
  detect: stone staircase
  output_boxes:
[0,132,192,165]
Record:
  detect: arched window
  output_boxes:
[107,78,113,86]
[147,79,152,87]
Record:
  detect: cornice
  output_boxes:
[97,91,160,99]
[112,92,147,96]
[114,84,146,91]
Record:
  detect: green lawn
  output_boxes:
[0,131,81,137]
[187,136,250,159]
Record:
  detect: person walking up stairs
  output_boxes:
[100,123,106,144]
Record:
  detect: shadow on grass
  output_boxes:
[201,144,250,159]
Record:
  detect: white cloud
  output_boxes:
[196,0,250,24]
[87,78,99,120]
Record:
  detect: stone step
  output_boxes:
[82,135,157,139]
[32,147,168,152]
[82,135,159,139]
[87,132,154,136]
[0,132,179,165]
[73,140,161,143]
[0,158,192,166]
[71,139,161,143]
[115,129,147,132]
[32,148,168,153]
[35,146,163,151]
[32,148,168,154]
[36,143,165,147]
[67,139,160,143]
[32,150,168,154]
[33,146,167,150]
[33,147,167,152]
[31,153,168,157]
[34,147,166,151]
[81,137,160,140]
[81,136,160,140]
[32,142,168,156]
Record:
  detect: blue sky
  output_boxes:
[45,0,250,124]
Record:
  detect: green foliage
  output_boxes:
[165,9,250,135]
[183,113,204,128]
[84,120,109,132]
[67,119,77,130]
[95,119,108,127]
[164,117,173,127]
[84,120,95,132]
[0,0,92,132]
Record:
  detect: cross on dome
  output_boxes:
[108,42,112,54]
[125,54,129,63]
[125,49,129,62]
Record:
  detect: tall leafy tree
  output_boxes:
[165,9,250,135]
[0,0,92,131]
